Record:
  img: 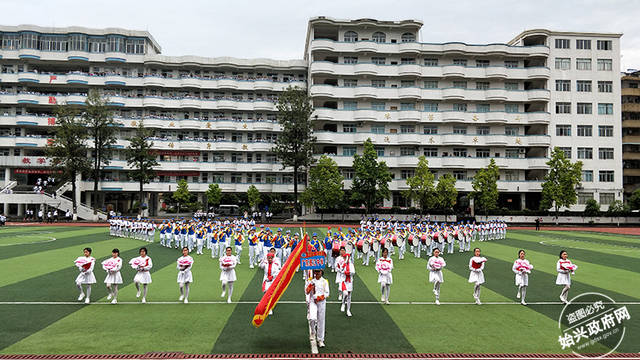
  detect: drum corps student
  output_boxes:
[335,246,355,317]
[375,248,393,304]
[306,269,329,348]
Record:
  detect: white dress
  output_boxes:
[219,255,237,283]
[513,259,533,286]
[375,257,393,285]
[131,256,153,284]
[556,259,576,286]
[177,255,194,283]
[74,256,96,284]
[427,256,446,283]
[260,260,281,292]
[102,257,123,284]
[335,255,356,292]
[468,256,486,285]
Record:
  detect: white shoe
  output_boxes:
[250,265,254,269]
[385,300,390,305]
[221,291,226,298]
[318,341,325,348]
[107,294,112,300]
[227,298,232,304]
[435,299,440,305]
[77,293,85,301]
[338,294,342,301]
[84,298,90,304]
[475,298,482,305]
[141,298,146,304]
[381,296,385,302]
[560,295,567,304]
[179,295,184,301]
[136,291,141,298]
[111,299,117,304]
[516,292,521,299]
[521,300,527,306]
[340,304,345,312]
[346,310,352,317]
[268,310,273,315]
[184,299,189,304]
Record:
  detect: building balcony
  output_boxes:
[485,89,508,100]
[621,88,640,96]
[324,155,548,171]
[353,63,378,75]
[441,65,466,77]
[526,67,551,79]
[623,135,640,144]
[622,103,640,112]
[527,89,551,101]
[442,87,466,99]
[397,64,422,76]
[398,87,421,99]
[485,67,508,79]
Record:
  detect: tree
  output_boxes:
[607,200,628,226]
[540,147,583,217]
[629,189,640,210]
[172,179,191,213]
[584,199,600,217]
[351,138,392,214]
[83,89,116,213]
[272,86,315,216]
[471,158,500,215]
[206,183,222,210]
[301,155,344,222]
[46,104,91,220]
[404,155,435,214]
[247,185,262,211]
[125,120,158,215]
[435,173,458,213]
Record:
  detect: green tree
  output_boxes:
[404,155,435,214]
[172,179,191,213]
[272,86,315,216]
[125,120,159,215]
[435,173,458,213]
[584,199,600,217]
[206,183,222,210]
[83,89,116,212]
[247,185,262,211]
[46,104,91,220]
[607,199,628,226]
[540,147,583,217]
[301,155,344,222]
[629,189,640,210]
[471,158,500,215]
[351,138,392,214]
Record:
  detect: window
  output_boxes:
[559,147,572,159]
[555,39,570,49]
[578,192,594,205]
[597,59,612,71]
[476,82,490,90]
[581,171,593,183]
[598,148,614,160]
[343,124,356,133]
[598,103,613,115]
[577,103,592,114]
[342,146,357,156]
[343,79,358,87]
[505,126,519,136]
[505,103,519,113]
[401,33,416,42]
[89,37,107,53]
[2,34,20,50]
[598,125,614,137]
[401,170,415,179]
[371,79,385,88]
[476,60,490,68]
[424,103,439,112]
[372,102,385,110]
[599,170,614,182]
[555,58,571,70]
[21,32,38,49]
[372,32,386,43]
[400,125,415,133]
[577,147,593,159]
[556,125,572,136]
[343,56,358,64]
[424,125,438,134]
[107,36,125,52]
[400,80,415,88]
[372,57,386,65]
[504,60,519,68]
[453,148,467,157]
[576,80,592,92]
[341,169,353,180]
[453,126,467,134]
[343,101,357,110]
[400,102,415,110]
[453,170,466,180]
[423,147,438,157]
[576,58,592,70]
[476,148,490,158]
[598,81,613,93]
[401,58,416,65]
[375,147,385,157]
[424,80,438,89]
[400,147,415,156]
[453,81,467,89]
[453,59,467,66]
[424,58,438,66]
[505,148,520,158]
[576,40,591,49]
[556,80,571,92]
[556,102,572,114]
[504,170,518,181]
[505,82,518,90]
[231,152,243,163]
[371,125,385,134]
[344,31,358,42]
[453,103,467,112]
[597,40,612,50]
[230,173,243,184]
[476,126,490,135]
[598,196,617,211]
[231,133,243,142]
[577,125,592,136]
[476,104,490,113]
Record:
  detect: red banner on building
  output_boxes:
[151,150,201,156]
[156,171,200,177]
[14,168,61,174]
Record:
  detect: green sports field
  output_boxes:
[0,225,638,355]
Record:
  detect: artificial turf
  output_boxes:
[0,225,638,354]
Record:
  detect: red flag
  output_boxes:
[48,96,57,104]
[49,75,57,84]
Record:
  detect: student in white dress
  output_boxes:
[74,247,96,304]
[512,249,533,305]
[177,247,194,304]
[468,247,487,305]
[102,248,123,304]
[375,248,393,304]
[335,247,355,317]
[556,250,577,304]
[131,247,153,303]
[219,246,237,303]
[306,269,329,348]
[427,248,446,305]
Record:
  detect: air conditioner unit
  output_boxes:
[356,122,364,127]
[519,148,526,154]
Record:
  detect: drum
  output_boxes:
[372,240,380,253]
[345,241,354,255]
[420,234,427,245]
[391,235,398,246]
[331,242,340,257]
[446,233,453,244]
[425,235,432,246]
[356,239,364,252]
[362,241,370,254]
[380,237,386,249]
[412,235,420,247]
[385,238,392,250]
[397,236,405,248]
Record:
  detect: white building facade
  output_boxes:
[0,19,623,216]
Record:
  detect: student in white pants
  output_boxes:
[375,248,393,304]
[335,247,355,317]
[306,269,329,348]
[74,247,96,304]
[102,248,123,304]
